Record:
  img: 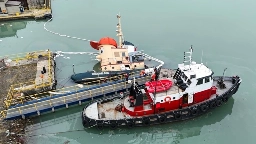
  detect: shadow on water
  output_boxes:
[0,20,28,38]
[27,98,234,143]
[0,19,49,39]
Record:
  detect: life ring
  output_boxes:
[110,121,118,129]
[126,120,135,128]
[216,99,222,107]
[142,117,150,126]
[210,101,216,109]
[200,104,208,112]
[158,114,166,123]
[174,112,181,120]
[164,96,171,102]
[191,107,198,116]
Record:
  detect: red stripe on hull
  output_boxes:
[193,87,217,103]
[123,86,217,117]
[155,100,180,112]
[123,106,154,116]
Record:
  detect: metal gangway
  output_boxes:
[2,50,164,120]
[4,73,151,120]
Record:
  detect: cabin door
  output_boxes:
[188,93,193,104]
[182,93,188,104]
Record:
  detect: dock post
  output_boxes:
[66,103,68,108]
[79,101,81,105]
[52,107,55,112]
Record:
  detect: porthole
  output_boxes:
[100,48,104,53]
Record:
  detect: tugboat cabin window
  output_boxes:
[196,79,203,85]
[184,75,188,81]
[122,52,125,57]
[190,74,196,79]
[187,79,191,85]
[114,52,120,57]
[205,77,210,83]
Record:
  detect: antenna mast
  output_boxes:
[116,13,124,48]
[201,50,203,64]
[183,45,193,70]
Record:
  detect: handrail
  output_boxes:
[3,70,143,109]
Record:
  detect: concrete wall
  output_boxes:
[0,0,8,13]
[27,0,45,9]
[6,5,21,14]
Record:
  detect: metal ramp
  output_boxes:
[5,75,151,120]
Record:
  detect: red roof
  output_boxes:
[90,37,117,50]
[99,37,117,48]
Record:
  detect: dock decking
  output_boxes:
[0,50,56,111]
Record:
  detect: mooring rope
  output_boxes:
[43,17,94,42]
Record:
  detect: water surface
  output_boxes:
[0,0,255,143]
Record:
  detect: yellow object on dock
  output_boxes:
[16,12,20,16]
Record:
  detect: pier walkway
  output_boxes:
[5,75,151,120]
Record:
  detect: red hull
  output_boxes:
[145,79,173,93]
[123,87,217,117]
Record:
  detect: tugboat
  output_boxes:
[82,46,242,129]
[71,14,148,83]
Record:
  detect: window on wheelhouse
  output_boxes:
[184,75,188,81]
[187,79,191,85]
[205,77,210,83]
[190,74,196,79]
[196,79,203,85]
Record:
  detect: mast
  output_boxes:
[183,45,193,70]
[116,14,124,48]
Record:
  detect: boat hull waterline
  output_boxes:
[82,76,241,129]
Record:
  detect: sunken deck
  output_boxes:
[84,69,237,120]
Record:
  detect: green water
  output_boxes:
[1,0,255,143]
